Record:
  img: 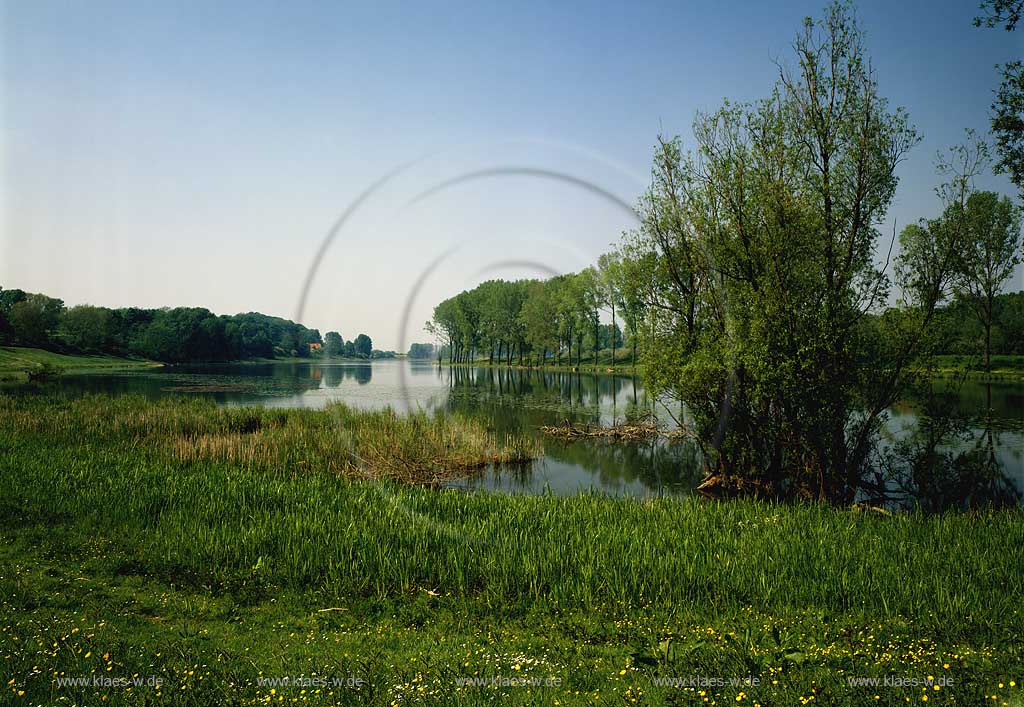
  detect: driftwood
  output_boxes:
[849,502,893,515]
[540,420,689,442]
[696,474,778,500]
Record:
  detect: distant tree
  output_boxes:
[323,331,345,357]
[62,305,115,353]
[116,308,156,355]
[0,288,27,315]
[954,190,1023,371]
[8,294,64,346]
[343,340,356,357]
[597,253,624,364]
[429,300,459,364]
[407,342,435,359]
[0,287,25,342]
[279,330,300,357]
[353,333,372,358]
[556,273,589,367]
[519,280,558,366]
[139,308,225,362]
[611,249,653,367]
[996,291,1024,353]
[597,323,623,350]
[577,267,602,364]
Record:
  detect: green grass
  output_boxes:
[462,351,1024,380]
[926,354,1024,379]
[0,346,161,380]
[1,394,1022,706]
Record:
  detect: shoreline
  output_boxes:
[2,392,1022,705]
[435,358,1024,381]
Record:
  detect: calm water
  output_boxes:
[9,359,1023,502]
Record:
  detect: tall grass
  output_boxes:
[0,345,158,378]
[2,393,1021,639]
[1,393,537,484]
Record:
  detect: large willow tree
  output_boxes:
[626,2,972,503]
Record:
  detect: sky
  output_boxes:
[2,0,1021,350]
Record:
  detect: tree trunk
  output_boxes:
[985,317,991,374]
[611,303,616,368]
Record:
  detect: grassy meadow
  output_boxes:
[926,355,1024,379]
[1,393,1022,706]
[0,346,161,381]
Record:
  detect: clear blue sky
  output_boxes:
[2,0,1020,349]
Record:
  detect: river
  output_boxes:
[10,359,1023,504]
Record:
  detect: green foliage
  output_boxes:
[422,7,1023,505]
[61,305,116,353]
[407,342,436,358]
[2,393,1023,705]
[25,361,63,380]
[430,274,623,367]
[973,0,1022,31]
[353,333,373,358]
[323,330,345,357]
[992,60,1024,190]
[973,1,1024,190]
[624,2,926,502]
[952,190,1023,368]
[7,293,64,346]
[0,287,326,363]
[0,287,27,343]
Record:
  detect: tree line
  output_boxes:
[431,277,1024,369]
[323,331,382,359]
[430,2,1024,504]
[0,287,385,363]
[428,263,630,368]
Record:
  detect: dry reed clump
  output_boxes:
[1,393,540,484]
[104,398,543,484]
[540,419,689,441]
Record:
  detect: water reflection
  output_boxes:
[322,363,373,387]
[882,379,1023,510]
[8,360,1022,503]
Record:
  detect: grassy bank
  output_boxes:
[0,347,387,381]
[923,354,1024,380]
[0,346,161,380]
[1,394,1022,706]
[444,348,643,374]
[448,351,1024,381]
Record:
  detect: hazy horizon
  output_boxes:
[3,0,1021,350]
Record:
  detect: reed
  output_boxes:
[0,393,538,484]
[2,393,1022,706]
[1,393,1021,623]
